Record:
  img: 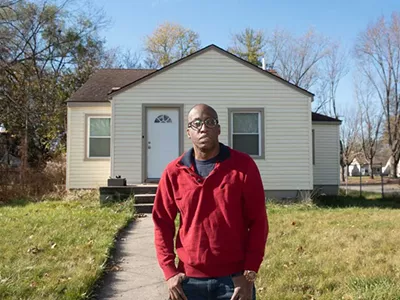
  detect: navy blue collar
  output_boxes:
[179,143,230,168]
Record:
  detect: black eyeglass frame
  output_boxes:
[188,118,219,130]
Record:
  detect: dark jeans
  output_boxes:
[181,275,256,300]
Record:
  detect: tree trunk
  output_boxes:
[369,158,374,179]
[19,115,29,183]
[341,165,345,182]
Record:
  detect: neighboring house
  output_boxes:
[348,158,369,176]
[348,158,358,176]
[66,44,342,198]
[349,156,390,176]
[382,157,400,177]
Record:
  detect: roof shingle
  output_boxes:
[312,112,341,123]
[67,69,155,102]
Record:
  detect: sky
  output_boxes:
[95,0,400,114]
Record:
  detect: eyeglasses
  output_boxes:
[188,118,219,130]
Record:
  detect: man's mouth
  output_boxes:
[199,136,210,140]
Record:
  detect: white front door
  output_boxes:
[146,108,180,179]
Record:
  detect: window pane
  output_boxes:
[155,115,172,123]
[90,118,110,136]
[233,113,258,133]
[89,138,110,157]
[233,135,259,155]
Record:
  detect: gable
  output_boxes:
[110,45,314,99]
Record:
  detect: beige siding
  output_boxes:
[67,105,111,189]
[312,123,340,185]
[112,49,313,191]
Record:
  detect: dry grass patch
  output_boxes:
[0,190,134,300]
[0,156,66,203]
[257,202,400,300]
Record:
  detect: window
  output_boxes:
[88,117,110,158]
[155,115,172,123]
[229,109,264,158]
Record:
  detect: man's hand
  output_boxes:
[230,275,253,300]
[167,273,187,300]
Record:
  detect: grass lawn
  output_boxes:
[2,189,400,300]
[0,191,134,300]
[257,192,400,300]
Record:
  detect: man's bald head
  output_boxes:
[188,104,218,122]
[186,103,220,156]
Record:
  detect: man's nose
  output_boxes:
[199,122,208,132]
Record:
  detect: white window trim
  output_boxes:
[87,116,111,159]
[228,108,265,159]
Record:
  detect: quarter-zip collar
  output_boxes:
[178,143,231,168]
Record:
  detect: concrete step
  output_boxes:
[134,203,154,214]
[99,184,158,204]
[131,185,158,195]
[99,184,158,196]
[134,194,156,204]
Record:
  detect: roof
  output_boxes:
[352,157,390,166]
[109,44,314,98]
[67,69,339,123]
[67,69,156,102]
[312,112,342,123]
[353,151,391,166]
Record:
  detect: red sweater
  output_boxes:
[152,144,268,280]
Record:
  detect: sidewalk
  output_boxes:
[94,214,168,300]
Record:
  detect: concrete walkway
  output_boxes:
[93,214,168,300]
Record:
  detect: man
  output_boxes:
[153,104,268,300]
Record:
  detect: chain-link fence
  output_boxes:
[342,163,400,198]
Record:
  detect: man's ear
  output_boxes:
[186,128,191,139]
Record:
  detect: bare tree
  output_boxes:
[121,49,143,69]
[356,78,383,178]
[355,12,400,177]
[228,28,267,66]
[263,28,287,69]
[263,28,347,117]
[101,47,144,69]
[0,0,20,10]
[144,22,201,68]
[313,80,329,115]
[266,27,331,90]
[315,42,349,118]
[340,106,361,181]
